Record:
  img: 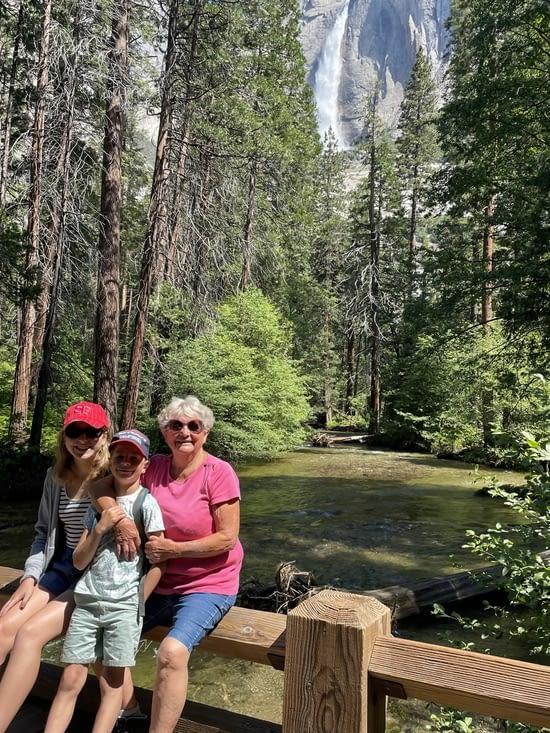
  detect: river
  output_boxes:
[0,445,529,730]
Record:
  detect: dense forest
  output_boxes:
[0,0,548,463]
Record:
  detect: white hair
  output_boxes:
[157,395,215,430]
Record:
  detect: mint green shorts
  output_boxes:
[62,593,142,667]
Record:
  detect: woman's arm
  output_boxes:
[144,498,240,564]
[88,476,141,559]
[143,531,166,599]
[22,469,56,583]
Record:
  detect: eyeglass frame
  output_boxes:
[164,419,204,435]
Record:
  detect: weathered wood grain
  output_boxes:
[369,635,550,728]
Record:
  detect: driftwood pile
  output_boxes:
[238,561,332,613]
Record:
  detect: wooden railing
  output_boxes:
[2,566,550,733]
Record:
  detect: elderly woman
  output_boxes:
[92,395,243,733]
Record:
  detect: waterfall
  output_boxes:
[313,0,350,149]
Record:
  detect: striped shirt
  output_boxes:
[58,487,92,549]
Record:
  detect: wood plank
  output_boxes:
[0,568,287,671]
[0,567,23,593]
[6,699,49,733]
[369,636,550,728]
[29,662,281,733]
[146,605,287,670]
[6,698,96,733]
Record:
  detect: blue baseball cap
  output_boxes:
[109,429,150,459]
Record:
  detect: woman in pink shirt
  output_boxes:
[93,395,243,733]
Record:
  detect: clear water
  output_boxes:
[237,446,522,589]
[1,446,527,728]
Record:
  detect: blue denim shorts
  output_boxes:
[39,547,82,597]
[142,592,237,652]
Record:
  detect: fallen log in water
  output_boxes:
[311,432,371,446]
[239,552,550,620]
[367,549,550,620]
[238,564,501,619]
[361,567,502,620]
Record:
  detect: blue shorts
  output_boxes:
[39,547,82,597]
[142,592,237,652]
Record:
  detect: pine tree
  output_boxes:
[310,128,348,425]
[439,0,550,337]
[347,93,400,433]
[395,46,441,296]
[9,0,52,443]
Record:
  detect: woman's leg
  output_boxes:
[43,663,88,733]
[147,592,236,733]
[0,585,52,665]
[149,637,190,733]
[0,590,75,733]
[92,666,125,733]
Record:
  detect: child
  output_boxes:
[44,429,165,733]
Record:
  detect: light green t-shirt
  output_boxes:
[74,487,164,601]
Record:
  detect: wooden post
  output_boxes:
[282,589,391,733]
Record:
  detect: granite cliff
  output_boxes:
[299,0,451,148]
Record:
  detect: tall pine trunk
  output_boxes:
[367,104,381,435]
[30,8,82,448]
[94,0,128,424]
[121,0,178,428]
[240,159,256,290]
[9,0,51,444]
[481,193,496,447]
[0,1,25,207]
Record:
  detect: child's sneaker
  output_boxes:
[118,705,147,720]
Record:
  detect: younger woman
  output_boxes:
[0,401,110,733]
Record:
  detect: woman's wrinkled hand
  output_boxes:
[144,536,176,564]
[0,576,36,616]
[114,516,141,560]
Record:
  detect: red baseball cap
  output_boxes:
[63,401,109,430]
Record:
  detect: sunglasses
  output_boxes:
[165,419,203,434]
[64,425,105,440]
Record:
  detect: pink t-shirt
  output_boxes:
[143,453,243,596]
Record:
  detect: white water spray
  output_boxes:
[313,0,350,149]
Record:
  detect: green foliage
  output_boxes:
[439,0,550,336]
[383,320,549,453]
[427,709,475,733]
[429,378,550,731]
[0,350,15,441]
[163,288,309,462]
[0,213,26,311]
